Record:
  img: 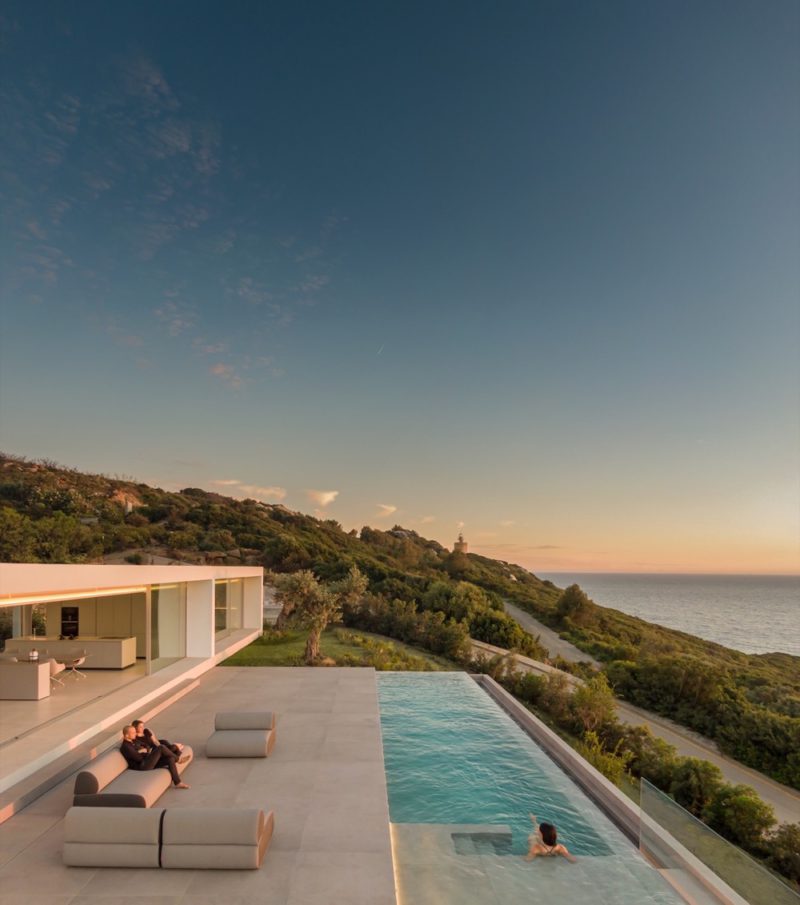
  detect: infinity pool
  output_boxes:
[378,672,685,905]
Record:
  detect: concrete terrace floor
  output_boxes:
[0,667,397,905]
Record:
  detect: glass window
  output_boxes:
[215,581,228,636]
[150,584,185,673]
[228,579,243,630]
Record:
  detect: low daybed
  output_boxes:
[73,745,194,807]
[63,805,274,869]
[206,711,277,758]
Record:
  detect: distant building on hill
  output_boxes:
[453,533,468,554]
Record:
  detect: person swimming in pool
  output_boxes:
[525,813,577,862]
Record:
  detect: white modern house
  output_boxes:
[0,563,264,802]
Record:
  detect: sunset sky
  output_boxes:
[1,2,798,574]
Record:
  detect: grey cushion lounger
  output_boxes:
[162,807,274,869]
[73,745,194,807]
[63,806,163,867]
[63,806,274,869]
[206,711,277,758]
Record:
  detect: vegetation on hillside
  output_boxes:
[473,654,800,891]
[1,453,798,783]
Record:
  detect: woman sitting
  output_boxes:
[132,719,189,763]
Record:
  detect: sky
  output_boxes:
[1,1,798,574]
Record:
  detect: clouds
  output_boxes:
[3,37,346,402]
[120,54,179,112]
[420,515,436,524]
[306,489,339,508]
[210,478,286,502]
[155,299,195,336]
[376,504,397,518]
[208,362,243,389]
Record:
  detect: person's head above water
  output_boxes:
[539,823,558,847]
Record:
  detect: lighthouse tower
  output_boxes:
[453,533,468,554]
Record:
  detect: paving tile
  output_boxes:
[68,897,182,905]
[77,867,193,897]
[0,668,396,905]
[300,806,392,853]
[182,850,295,899]
[287,851,396,905]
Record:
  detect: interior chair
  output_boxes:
[65,651,88,679]
[48,657,66,688]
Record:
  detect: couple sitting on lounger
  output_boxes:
[119,719,190,789]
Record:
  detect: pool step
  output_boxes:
[392,822,513,861]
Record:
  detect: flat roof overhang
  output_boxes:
[0,563,264,607]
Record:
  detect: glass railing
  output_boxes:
[639,778,799,905]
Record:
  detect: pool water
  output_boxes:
[378,672,685,905]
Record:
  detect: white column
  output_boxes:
[242,576,264,629]
[185,580,214,657]
[242,577,263,630]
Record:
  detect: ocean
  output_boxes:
[537,573,800,657]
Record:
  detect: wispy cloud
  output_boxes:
[376,504,397,518]
[155,299,195,336]
[239,483,286,501]
[210,478,286,502]
[297,274,329,293]
[499,520,516,527]
[209,362,243,389]
[477,543,563,552]
[420,515,436,524]
[192,338,228,355]
[235,276,271,305]
[307,489,339,508]
[120,54,178,112]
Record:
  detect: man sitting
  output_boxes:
[119,725,189,789]
[132,719,190,764]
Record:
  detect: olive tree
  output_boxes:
[274,565,368,663]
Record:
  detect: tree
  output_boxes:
[541,671,573,723]
[702,783,775,851]
[0,507,37,561]
[274,566,367,663]
[571,673,617,733]
[764,823,800,887]
[669,757,724,816]
[556,584,596,627]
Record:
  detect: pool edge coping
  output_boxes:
[472,674,751,905]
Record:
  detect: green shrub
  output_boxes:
[575,731,632,786]
[670,757,724,816]
[764,823,800,887]
[702,783,775,852]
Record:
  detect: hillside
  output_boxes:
[1,452,798,788]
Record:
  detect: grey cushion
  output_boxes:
[206,728,276,758]
[62,806,163,868]
[215,711,276,731]
[104,768,172,806]
[162,809,274,870]
[74,749,128,795]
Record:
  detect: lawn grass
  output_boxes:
[221,626,461,670]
